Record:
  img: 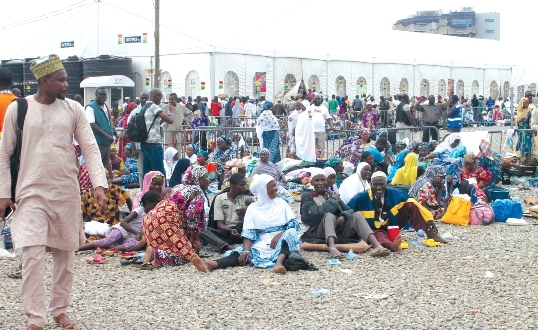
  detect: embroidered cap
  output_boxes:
[30,54,64,80]
[371,171,387,180]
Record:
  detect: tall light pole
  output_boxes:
[154,0,160,89]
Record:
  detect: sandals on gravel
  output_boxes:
[371,249,391,257]
[135,262,156,270]
[120,256,143,266]
[7,269,22,279]
[53,313,77,329]
[26,325,43,330]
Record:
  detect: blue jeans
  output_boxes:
[141,143,166,186]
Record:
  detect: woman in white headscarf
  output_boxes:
[232,98,243,127]
[203,174,302,274]
[340,162,372,204]
[163,147,179,182]
[420,133,463,161]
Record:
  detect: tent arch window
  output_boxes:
[380,77,390,98]
[284,73,297,91]
[308,75,320,92]
[159,71,172,100]
[529,83,536,95]
[420,79,430,97]
[133,72,143,98]
[357,76,367,95]
[489,80,499,99]
[438,79,446,97]
[399,78,409,94]
[336,76,346,97]
[472,80,480,95]
[456,80,465,97]
[503,81,510,99]
[185,70,200,98]
[224,71,239,98]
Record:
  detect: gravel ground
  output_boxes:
[2,125,538,330]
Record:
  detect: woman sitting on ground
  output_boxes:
[169,158,192,187]
[163,147,179,184]
[132,171,164,208]
[109,145,124,177]
[184,144,199,164]
[476,139,502,185]
[417,142,431,169]
[142,165,211,271]
[420,133,463,161]
[323,167,339,194]
[203,174,302,274]
[338,128,371,166]
[364,138,391,174]
[323,156,348,188]
[408,166,447,219]
[110,143,139,187]
[391,152,424,186]
[208,136,236,176]
[461,151,491,200]
[196,150,218,181]
[340,162,371,204]
[251,148,287,183]
[79,191,161,252]
[360,150,383,174]
[376,128,395,162]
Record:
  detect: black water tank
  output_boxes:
[23,58,38,96]
[63,56,83,99]
[1,60,24,95]
[83,55,133,101]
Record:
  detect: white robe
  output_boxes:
[294,111,316,162]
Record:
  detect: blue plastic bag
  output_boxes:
[491,199,523,222]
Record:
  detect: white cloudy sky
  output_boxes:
[0,0,532,65]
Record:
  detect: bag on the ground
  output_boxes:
[126,103,156,142]
[284,251,318,271]
[492,199,523,222]
[469,201,495,225]
[441,195,471,226]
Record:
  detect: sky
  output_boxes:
[0,0,533,66]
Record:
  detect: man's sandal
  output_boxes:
[26,325,43,330]
[53,313,77,329]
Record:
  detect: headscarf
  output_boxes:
[134,171,164,208]
[360,128,370,140]
[123,102,138,128]
[408,165,446,198]
[391,152,418,185]
[251,148,282,182]
[387,149,410,182]
[376,128,388,139]
[232,98,243,117]
[433,133,461,154]
[478,139,493,159]
[336,96,342,105]
[217,135,232,146]
[197,150,209,160]
[407,139,421,151]
[256,110,280,148]
[418,142,430,151]
[164,147,178,166]
[324,156,342,169]
[262,101,274,111]
[517,97,533,123]
[243,174,295,230]
[429,140,437,149]
[324,167,336,177]
[125,143,133,152]
[463,151,477,163]
[308,167,326,178]
[340,162,371,204]
[181,164,208,186]
[169,158,191,187]
[110,145,117,151]
[395,140,407,149]
[260,148,270,155]
[186,143,199,154]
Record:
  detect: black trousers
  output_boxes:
[422,121,439,142]
[215,241,290,269]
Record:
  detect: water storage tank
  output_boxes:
[83,55,133,101]
[1,60,24,95]
[23,58,38,96]
[63,56,83,99]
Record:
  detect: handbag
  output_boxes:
[469,201,495,225]
[5,98,28,217]
[441,195,471,226]
[283,251,318,271]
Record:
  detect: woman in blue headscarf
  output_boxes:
[208,135,236,176]
[184,143,199,164]
[110,143,139,186]
[256,101,282,163]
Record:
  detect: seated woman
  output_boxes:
[360,151,383,174]
[461,152,491,199]
[203,174,302,274]
[391,152,424,186]
[196,150,218,180]
[340,162,371,204]
[408,166,447,220]
[387,148,409,182]
[500,153,518,185]
[81,170,133,241]
[476,139,502,185]
[110,143,139,187]
[323,156,347,188]
[109,145,124,177]
[142,165,210,271]
[251,148,287,183]
[132,171,164,208]
[376,128,395,162]
[338,128,371,166]
[163,147,179,184]
[79,191,161,252]
[417,142,431,169]
[394,140,407,154]
[169,158,192,187]
[208,136,236,177]
[324,167,339,194]
[184,144,199,164]
[421,133,463,161]
[221,159,247,188]
[364,138,390,174]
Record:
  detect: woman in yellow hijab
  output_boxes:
[391,152,420,186]
[516,97,534,155]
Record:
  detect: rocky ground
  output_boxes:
[1,125,538,329]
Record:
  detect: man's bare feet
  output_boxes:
[393,234,403,252]
[328,247,345,259]
[272,265,287,274]
[191,255,209,273]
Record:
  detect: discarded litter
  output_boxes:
[441,232,453,240]
[485,271,493,278]
[328,259,342,265]
[411,241,423,249]
[263,279,280,286]
[354,290,393,300]
[346,249,359,260]
[312,289,331,296]
[339,268,353,274]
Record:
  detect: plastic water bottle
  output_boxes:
[417,227,425,247]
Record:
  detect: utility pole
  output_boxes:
[154,0,160,89]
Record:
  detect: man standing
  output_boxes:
[486,96,495,112]
[352,94,363,113]
[140,88,174,180]
[378,96,390,127]
[446,94,463,133]
[162,93,193,150]
[415,95,447,142]
[295,95,334,161]
[0,68,17,139]
[273,99,286,116]
[211,96,221,118]
[129,91,149,186]
[185,96,194,111]
[286,96,296,112]
[394,94,415,140]
[73,94,83,106]
[86,87,116,168]
[0,54,107,330]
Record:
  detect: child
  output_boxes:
[417,142,431,169]
[79,191,162,252]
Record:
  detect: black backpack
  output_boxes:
[126,103,157,142]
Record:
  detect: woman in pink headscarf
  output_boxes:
[133,171,165,208]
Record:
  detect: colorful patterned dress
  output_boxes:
[414,182,444,220]
[118,157,139,185]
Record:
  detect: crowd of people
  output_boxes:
[0,55,535,330]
